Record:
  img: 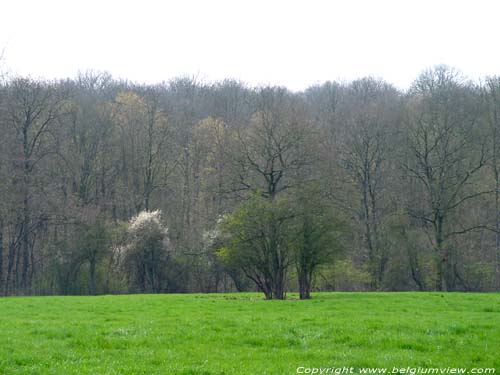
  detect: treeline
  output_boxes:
[0,65,499,296]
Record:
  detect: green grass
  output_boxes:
[0,293,499,374]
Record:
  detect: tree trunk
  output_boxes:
[5,235,17,296]
[273,283,285,299]
[255,275,273,300]
[271,265,286,300]
[362,180,378,290]
[435,214,449,292]
[297,252,313,299]
[298,272,312,299]
[21,126,32,294]
[21,201,30,292]
[495,151,500,290]
[491,99,500,290]
[89,256,96,295]
[408,246,425,291]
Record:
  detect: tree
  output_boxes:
[483,76,500,288]
[123,210,171,293]
[216,88,318,299]
[73,216,111,295]
[233,87,313,200]
[404,66,489,291]
[0,76,6,293]
[291,185,344,299]
[218,194,294,299]
[338,78,401,289]
[4,78,64,293]
[63,72,116,207]
[113,89,171,213]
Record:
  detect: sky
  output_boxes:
[1,0,500,91]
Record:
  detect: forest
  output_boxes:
[1,65,499,297]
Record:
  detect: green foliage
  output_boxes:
[75,219,111,259]
[218,193,292,263]
[218,186,346,299]
[463,262,496,291]
[318,258,371,291]
[290,188,344,261]
[32,220,115,295]
[217,193,294,299]
[289,185,345,298]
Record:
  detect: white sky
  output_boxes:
[1,0,499,91]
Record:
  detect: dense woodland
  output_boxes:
[1,65,500,297]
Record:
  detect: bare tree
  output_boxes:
[234,87,313,200]
[484,76,500,288]
[404,66,489,291]
[114,87,172,213]
[4,78,64,293]
[338,78,401,289]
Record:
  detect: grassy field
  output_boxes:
[0,293,499,374]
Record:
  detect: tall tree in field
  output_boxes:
[0,82,6,293]
[219,87,314,299]
[217,194,294,299]
[484,76,500,288]
[291,184,344,299]
[74,215,110,295]
[164,77,205,242]
[404,66,489,291]
[4,78,64,292]
[339,78,401,289]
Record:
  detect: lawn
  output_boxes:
[0,293,499,374]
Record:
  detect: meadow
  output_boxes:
[0,293,499,374]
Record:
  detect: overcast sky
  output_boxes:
[1,0,499,91]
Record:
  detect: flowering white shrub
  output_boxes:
[201,214,228,247]
[124,210,171,293]
[129,210,164,233]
